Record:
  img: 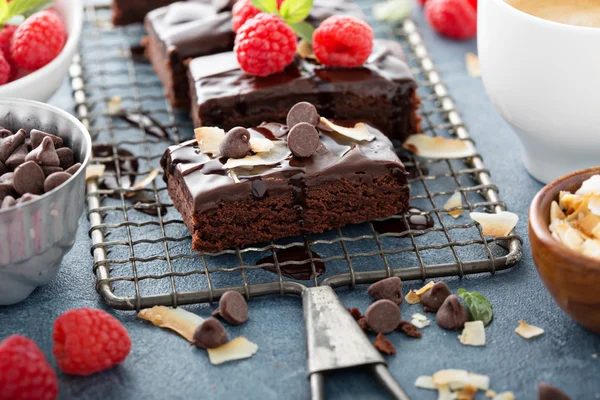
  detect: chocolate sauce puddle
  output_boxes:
[258,247,326,280]
[120,112,170,141]
[92,144,139,194]
[373,207,434,237]
[131,192,168,216]
[400,156,429,179]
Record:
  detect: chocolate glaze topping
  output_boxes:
[146,0,365,60]
[161,122,408,214]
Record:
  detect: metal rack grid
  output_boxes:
[72,1,522,311]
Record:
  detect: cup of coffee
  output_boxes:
[478,0,600,183]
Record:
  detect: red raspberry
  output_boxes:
[468,0,477,10]
[425,0,477,40]
[234,13,297,77]
[53,308,131,376]
[231,0,285,32]
[0,53,11,85]
[312,16,374,68]
[0,25,17,60]
[10,10,67,71]
[0,335,58,400]
[417,0,428,5]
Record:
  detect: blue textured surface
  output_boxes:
[1,6,600,400]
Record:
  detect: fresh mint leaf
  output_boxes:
[251,0,279,14]
[373,0,412,23]
[458,289,493,327]
[0,0,52,25]
[279,0,312,24]
[290,21,314,44]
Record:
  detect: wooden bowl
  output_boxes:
[529,167,600,334]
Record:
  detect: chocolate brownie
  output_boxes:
[112,0,179,25]
[144,0,365,107]
[187,40,421,142]
[161,121,410,253]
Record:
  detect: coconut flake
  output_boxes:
[486,390,497,398]
[415,376,436,390]
[130,169,159,191]
[206,337,258,365]
[223,141,291,170]
[575,212,600,237]
[515,320,544,339]
[107,95,124,115]
[405,290,421,304]
[437,385,454,400]
[412,318,430,329]
[458,320,486,347]
[588,194,600,216]
[576,175,600,196]
[415,281,436,296]
[297,40,316,60]
[320,117,375,142]
[470,211,518,237]
[433,370,469,387]
[86,164,106,180]
[412,313,429,322]
[403,135,475,159]
[249,137,274,153]
[138,306,205,343]
[493,392,515,400]
[581,239,600,260]
[194,126,225,155]
[444,192,463,218]
[455,385,478,400]
[550,201,566,223]
[465,53,481,78]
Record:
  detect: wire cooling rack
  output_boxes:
[72,0,522,311]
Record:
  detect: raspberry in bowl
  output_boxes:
[0,0,83,102]
[0,98,92,306]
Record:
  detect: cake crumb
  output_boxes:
[397,320,422,338]
[374,333,396,355]
[348,307,363,320]
[357,317,368,332]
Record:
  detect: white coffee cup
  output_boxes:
[478,0,600,183]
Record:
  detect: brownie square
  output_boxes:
[161,121,410,253]
[187,40,422,142]
[112,0,179,25]
[144,0,365,107]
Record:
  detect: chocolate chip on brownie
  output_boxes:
[287,102,320,128]
[436,295,468,331]
[193,318,228,349]
[368,277,403,305]
[219,127,252,159]
[212,291,248,325]
[288,123,320,158]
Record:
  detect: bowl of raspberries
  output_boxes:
[0,0,84,102]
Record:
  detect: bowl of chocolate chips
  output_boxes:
[0,98,91,306]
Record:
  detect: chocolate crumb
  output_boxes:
[396,320,422,338]
[347,307,363,321]
[374,333,396,355]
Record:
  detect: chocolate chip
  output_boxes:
[5,144,29,170]
[25,136,60,167]
[538,382,571,400]
[368,277,403,305]
[44,172,71,192]
[365,299,401,334]
[396,320,422,338]
[0,173,15,201]
[421,282,451,312]
[30,129,63,149]
[17,193,40,204]
[41,166,63,177]
[0,128,11,139]
[1,195,16,209]
[0,129,25,163]
[56,147,74,169]
[287,102,320,127]
[436,295,468,331]
[287,123,320,158]
[219,127,251,159]
[65,163,81,175]
[13,161,45,195]
[213,290,248,325]
[357,317,368,331]
[193,318,228,349]
[0,161,6,176]
[24,138,32,151]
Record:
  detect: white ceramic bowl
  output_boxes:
[0,0,84,102]
[478,0,600,184]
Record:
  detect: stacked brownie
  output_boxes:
[161,107,411,252]
[187,40,421,142]
[112,0,180,25]
[144,0,365,107]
